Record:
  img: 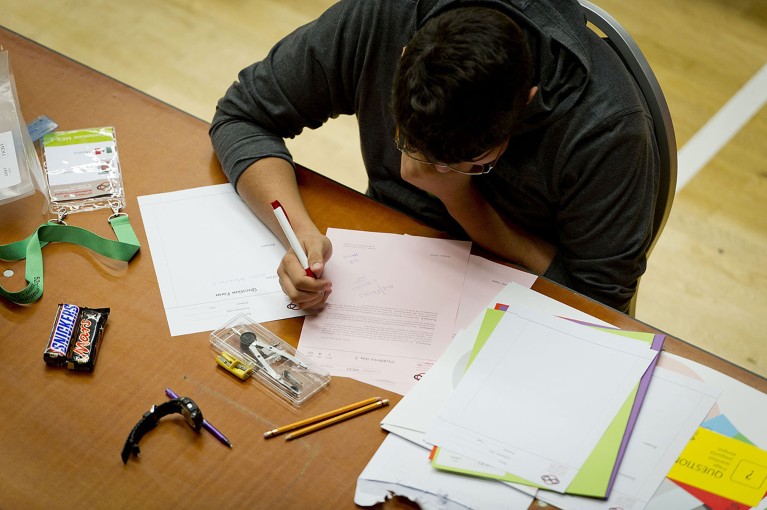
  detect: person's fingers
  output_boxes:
[277,252,330,309]
[304,234,332,278]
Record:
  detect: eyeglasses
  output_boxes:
[394,137,507,175]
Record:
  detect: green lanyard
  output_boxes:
[0,214,140,304]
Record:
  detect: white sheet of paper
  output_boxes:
[645,479,705,510]
[297,228,471,395]
[382,283,612,446]
[499,282,614,327]
[137,184,306,336]
[424,307,656,492]
[453,256,537,332]
[536,363,720,510]
[355,433,535,510]
[382,324,480,447]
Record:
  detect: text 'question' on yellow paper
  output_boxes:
[667,426,767,507]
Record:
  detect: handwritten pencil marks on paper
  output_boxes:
[297,228,473,394]
[352,275,395,298]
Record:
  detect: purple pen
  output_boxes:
[165,388,233,448]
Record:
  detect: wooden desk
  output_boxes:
[1,26,764,509]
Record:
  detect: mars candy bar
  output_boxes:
[66,307,110,372]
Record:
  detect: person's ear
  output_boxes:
[527,86,539,104]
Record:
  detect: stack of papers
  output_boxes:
[296,229,536,395]
[357,283,723,510]
[355,433,535,510]
[425,306,659,493]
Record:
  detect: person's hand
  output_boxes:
[399,152,471,201]
[276,231,333,309]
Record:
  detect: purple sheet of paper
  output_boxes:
[604,333,665,496]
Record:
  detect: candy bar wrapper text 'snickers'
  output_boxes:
[43,304,81,367]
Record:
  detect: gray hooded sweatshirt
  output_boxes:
[210,0,660,313]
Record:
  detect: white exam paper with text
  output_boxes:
[297,228,471,395]
[138,184,305,336]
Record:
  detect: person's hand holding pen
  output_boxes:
[233,158,332,310]
[272,201,333,310]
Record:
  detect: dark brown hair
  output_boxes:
[392,7,533,164]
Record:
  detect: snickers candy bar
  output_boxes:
[43,303,81,367]
[66,307,110,372]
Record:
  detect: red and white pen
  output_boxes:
[271,200,318,278]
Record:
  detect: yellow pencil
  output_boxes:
[263,397,384,438]
[284,399,390,441]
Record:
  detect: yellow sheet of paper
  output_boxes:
[667,426,767,506]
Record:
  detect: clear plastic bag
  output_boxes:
[0,50,44,207]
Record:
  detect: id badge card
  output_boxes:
[41,126,125,216]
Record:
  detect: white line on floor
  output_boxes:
[676,62,767,192]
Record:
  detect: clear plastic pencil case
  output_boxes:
[210,314,330,407]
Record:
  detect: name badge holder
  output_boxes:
[0,127,140,305]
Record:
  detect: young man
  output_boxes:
[210,0,659,314]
